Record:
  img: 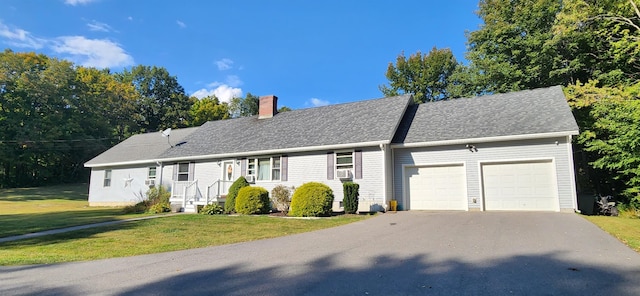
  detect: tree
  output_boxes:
[116,65,193,132]
[188,95,229,126]
[460,0,563,95]
[229,93,259,117]
[380,47,458,103]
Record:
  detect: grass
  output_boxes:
[0,183,370,265]
[0,214,369,265]
[0,184,146,238]
[584,215,640,253]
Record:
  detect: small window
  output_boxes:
[247,159,256,177]
[148,167,157,179]
[177,163,190,181]
[103,170,112,187]
[336,152,353,170]
[272,157,281,181]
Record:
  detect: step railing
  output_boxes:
[206,179,233,204]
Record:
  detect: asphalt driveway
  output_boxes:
[1,212,639,295]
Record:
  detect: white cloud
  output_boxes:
[176,20,186,28]
[64,0,97,5]
[0,21,45,49]
[87,20,112,32]
[127,16,133,21]
[309,98,330,107]
[192,84,242,103]
[215,58,233,70]
[52,36,134,68]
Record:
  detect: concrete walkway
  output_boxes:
[0,213,182,243]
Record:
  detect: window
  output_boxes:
[336,152,353,170]
[103,170,112,187]
[246,156,281,181]
[177,163,190,181]
[148,167,157,179]
[272,157,281,181]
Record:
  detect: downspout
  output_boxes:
[380,143,387,209]
[156,161,163,186]
[567,135,578,212]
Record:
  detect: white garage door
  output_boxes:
[406,165,467,210]
[482,161,558,211]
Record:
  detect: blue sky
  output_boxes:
[0,0,481,109]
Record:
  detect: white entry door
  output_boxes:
[406,164,467,210]
[220,161,235,195]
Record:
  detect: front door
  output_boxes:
[220,161,235,195]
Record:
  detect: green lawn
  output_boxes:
[0,214,368,265]
[0,183,370,265]
[0,184,145,237]
[584,215,640,252]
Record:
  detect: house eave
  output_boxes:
[84,140,390,168]
[390,130,579,149]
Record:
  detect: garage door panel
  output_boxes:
[482,161,558,211]
[407,165,466,210]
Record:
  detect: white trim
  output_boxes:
[401,161,468,211]
[566,135,578,211]
[84,140,389,168]
[380,144,387,204]
[390,131,579,149]
[246,155,282,182]
[478,157,559,212]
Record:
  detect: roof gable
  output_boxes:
[393,85,579,144]
[84,127,198,167]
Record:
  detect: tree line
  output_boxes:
[380,0,640,206]
[0,50,274,188]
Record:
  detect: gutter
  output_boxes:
[390,130,579,149]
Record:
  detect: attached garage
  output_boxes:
[481,160,559,211]
[405,164,467,210]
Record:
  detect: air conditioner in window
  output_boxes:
[144,179,156,186]
[336,169,352,179]
[244,175,256,183]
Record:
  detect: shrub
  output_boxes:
[122,186,171,214]
[148,202,171,214]
[224,176,250,213]
[343,182,360,214]
[235,186,271,215]
[289,182,334,217]
[147,186,171,205]
[271,185,293,213]
[200,203,225,215]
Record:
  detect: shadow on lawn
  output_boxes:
[0,184,88,201]
[0,209,127,238]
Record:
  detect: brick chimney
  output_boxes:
[258,95,278,119]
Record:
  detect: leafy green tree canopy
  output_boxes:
[380,47,459,103]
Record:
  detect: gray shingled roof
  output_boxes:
[393,85,579,144]
[85,127,198,167]
[159,95,412,159]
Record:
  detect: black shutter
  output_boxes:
[240,159,247,176]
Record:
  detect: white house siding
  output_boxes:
[392,137,576,211]
[175,147,386,211]
[88,165,156,206]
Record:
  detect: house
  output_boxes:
[85,85,579,212]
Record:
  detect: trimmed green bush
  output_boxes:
[343,182,360,214]
[289,182,334,217]
[235,186,271,215]
[224,176,250,213]
[271,184,293,213]
[200,203,225,215]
